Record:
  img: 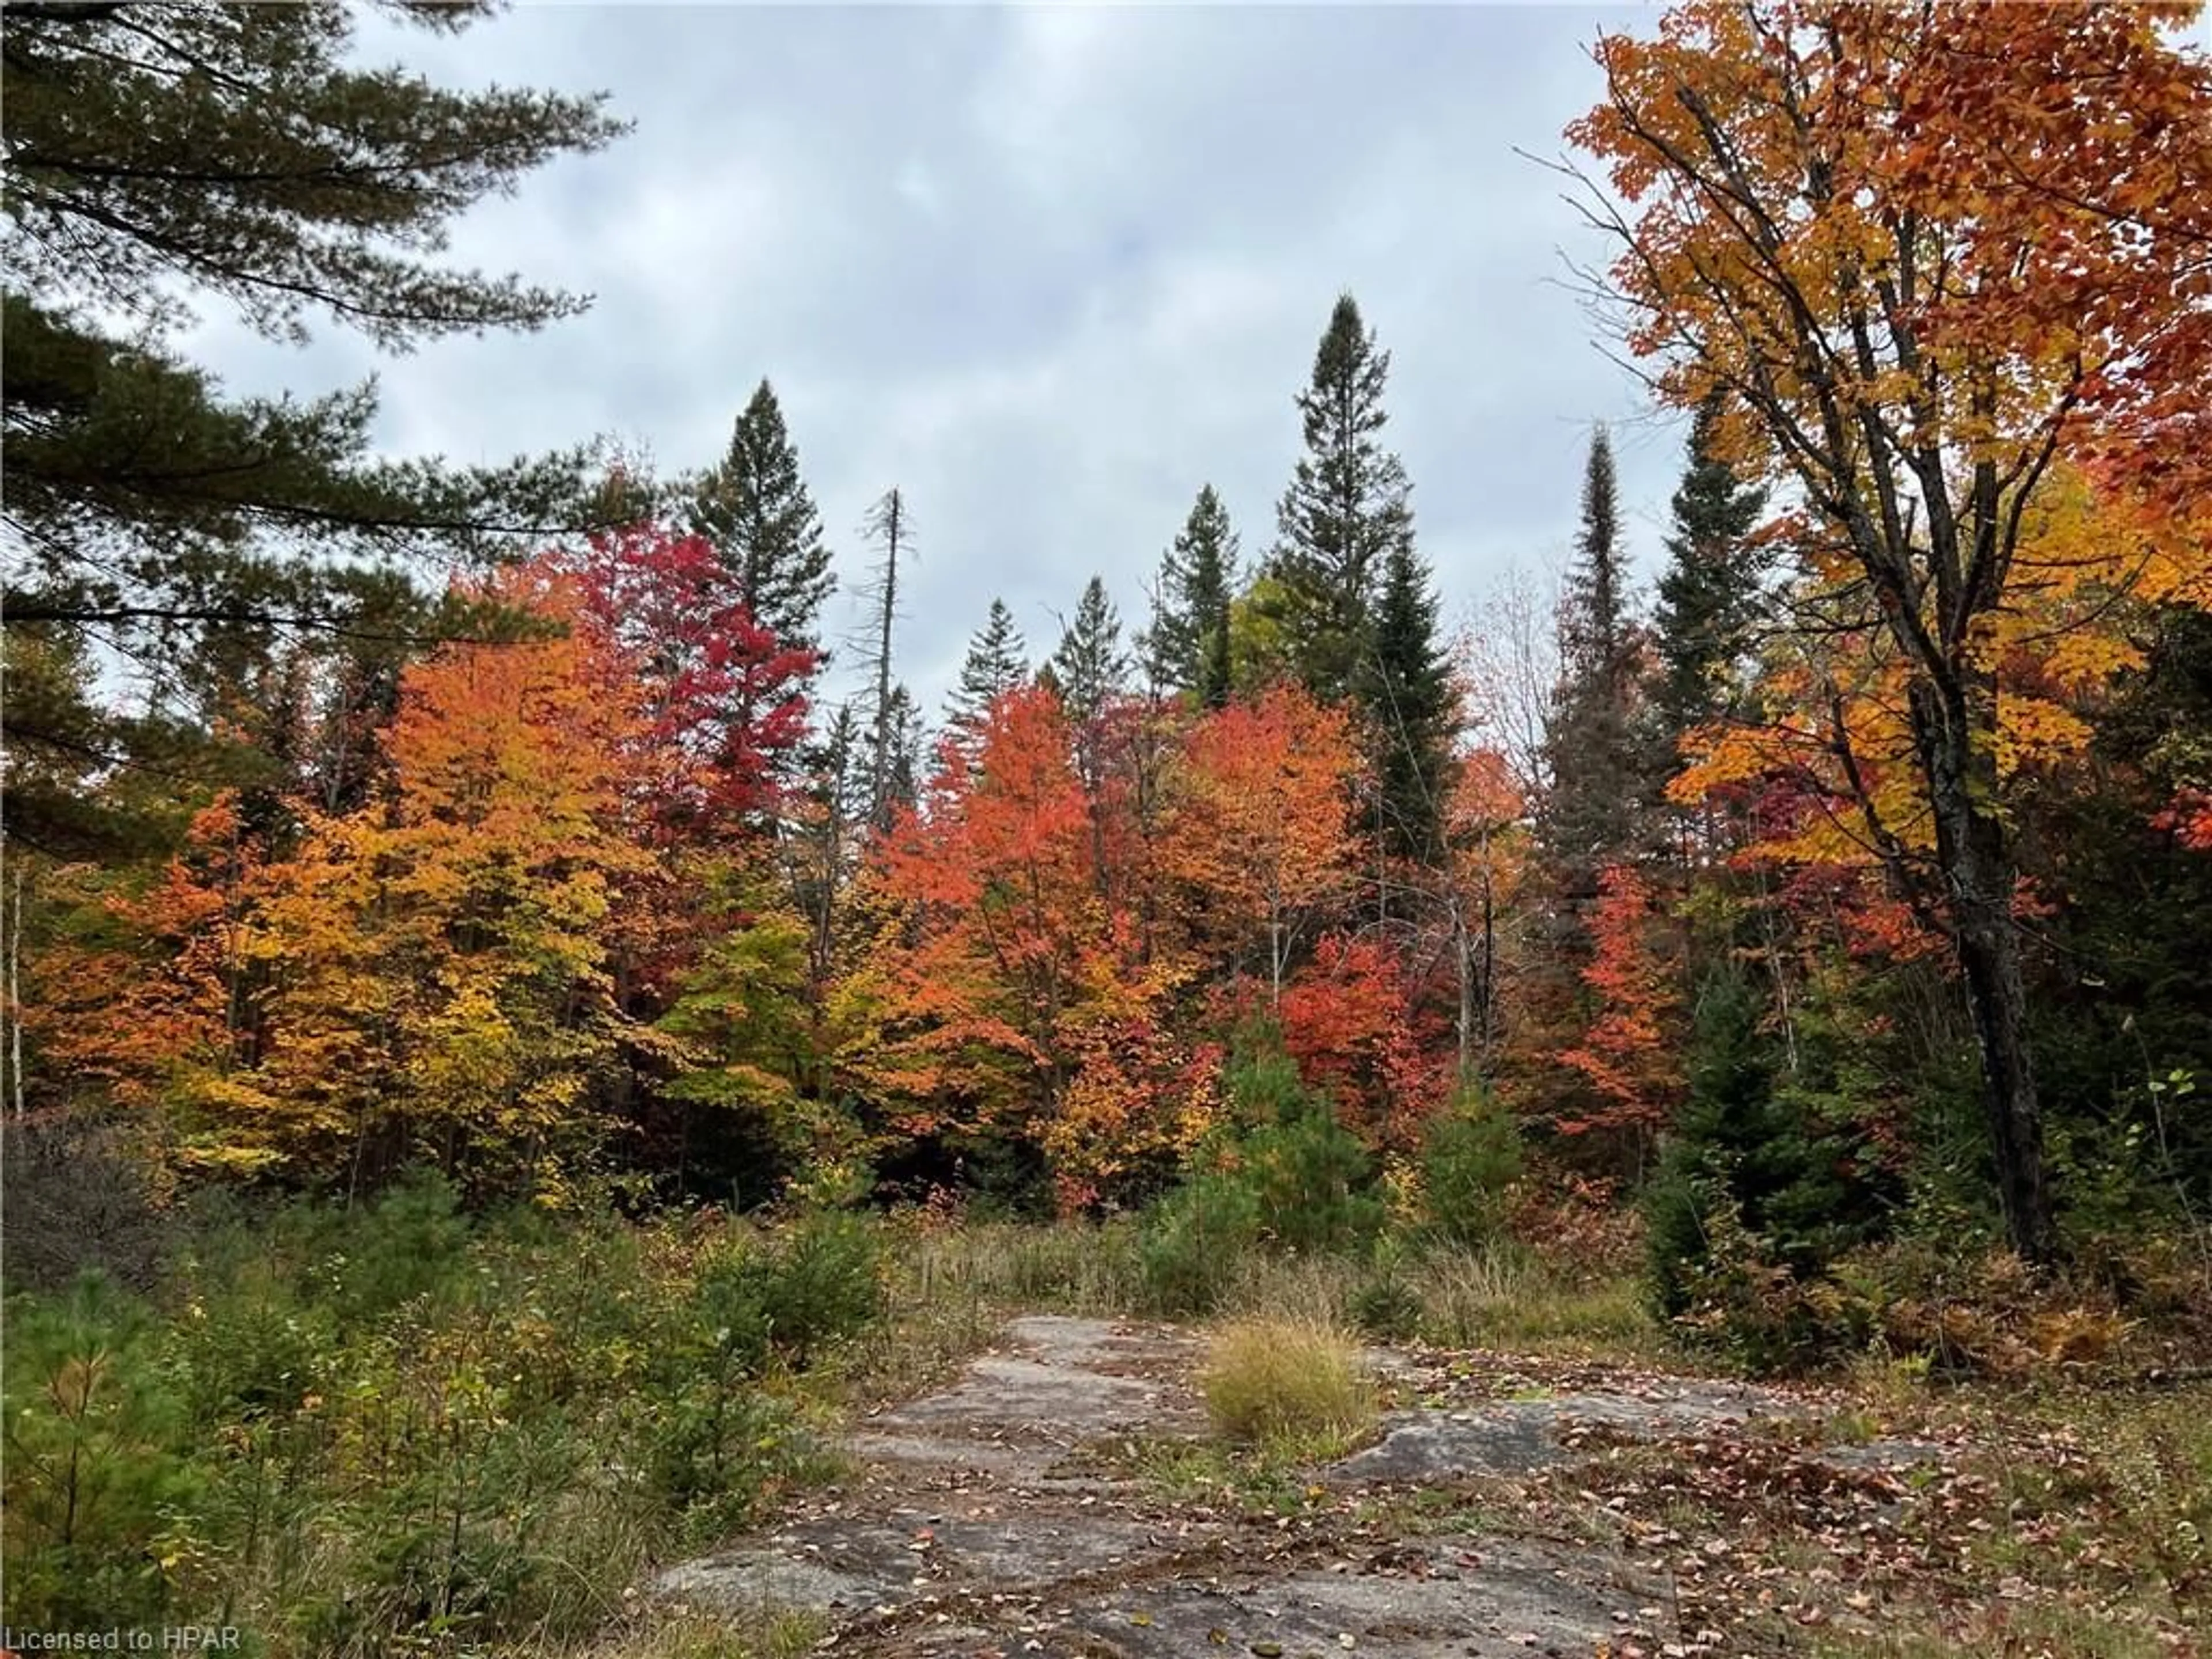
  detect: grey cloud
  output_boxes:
[185,3,1690,719]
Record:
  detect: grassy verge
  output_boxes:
[22,1185,2196,1659]
[899,1216,1660,1358]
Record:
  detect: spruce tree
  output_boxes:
[2,2,628,851]
[689,380,836,662]
[1050,577,1128,733]
[1644,967,1901,1357]
[1144,485,1239,705]
[1360,536,1458,865]
[1266,294,1413,706]
[1650,395,1771,745]
[942,599,1031,756]
[1541,427,1646,897]
[1051,576,1128,891]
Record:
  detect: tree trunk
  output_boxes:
[1452,897,1474,1081]
[1914,680,2054,1263]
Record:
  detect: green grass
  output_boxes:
[31,1194,2196,1659]
[1199,1316,1379,1455]
[901,1215,1146,1313]
[1406,1243,1658,1354]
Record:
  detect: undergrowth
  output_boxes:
[10,1145,2202,1659]
[1,1175,891,1658]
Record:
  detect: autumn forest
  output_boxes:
[5,4,2212,1657]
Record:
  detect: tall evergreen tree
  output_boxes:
[1050,576,1129,893]
[1144,485,1239,707]
[942,599,1031,756]
[1265,294,1413,706]
[1523,431,1657,1154]
[1359,537,1457,865]
[2,2,628,851]
[1540,427,1646,896]
[689,380,836,662]
[1650,395,1771,746]
[1050,578,1128,733]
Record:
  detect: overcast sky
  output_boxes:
[185,2,1687,719]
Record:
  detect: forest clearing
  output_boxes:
[4,4,2210,1656]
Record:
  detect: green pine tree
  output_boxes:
[1050,577,1128,732]
[2,1,629,851]
[1644,965,1902,1367]
[1144,484,1239,707]
[1650,395,1770,746]
[1541,427,1646,900]
[942,599,1031,755]
[688,380,836,662]
[1264,294,1412,706]
[1359,536,1458,865]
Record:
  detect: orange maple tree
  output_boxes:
[1165,685,1360,1007]
[22,797,261,1143]
[1570,0,2212,1259]
[854,686,1114,1139]
[219,565,649,1191]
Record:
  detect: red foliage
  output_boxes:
[1279,933,1445,1148]
[1556,862,1684,1144]
[562,525,819,846]
[2156,788,2212,851]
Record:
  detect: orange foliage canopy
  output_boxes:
[1166,685,1359,1003]
[1584,2,2212,901]
[1278,933,1444,1149]
[851,684,1208,1194]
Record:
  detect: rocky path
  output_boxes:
[653,1317,1928,1659]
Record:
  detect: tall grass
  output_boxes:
[890,1211,1656,1356]
[1200,1317,1378,1454]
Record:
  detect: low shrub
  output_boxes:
[1199,1317,1377,1454]
[1244,1105,1384,1252]
[1347,1236,1424,1339]
[1138,1171,1260,1315]
[1844,1237,2145,1381]
[753,1209,887,1366]
[1418,1083,1522,1247]
[1664,1195,1879,1375]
